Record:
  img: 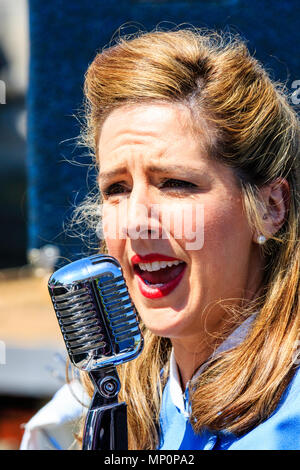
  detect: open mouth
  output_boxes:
[131,255,187,298]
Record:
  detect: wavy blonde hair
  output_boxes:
[77,28,300,449]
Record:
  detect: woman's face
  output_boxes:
[98,103,262,344]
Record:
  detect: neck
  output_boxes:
[171,312,243,390]
[172,272,265,390]
[171,337,218,391]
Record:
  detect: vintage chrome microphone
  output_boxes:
[47,254,144,450]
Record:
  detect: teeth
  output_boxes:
[138,260,183,272]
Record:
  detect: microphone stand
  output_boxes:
[82,365,128,450]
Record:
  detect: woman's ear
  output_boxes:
[254,177,290,243]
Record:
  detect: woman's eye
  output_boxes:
[102,183,128,197]
[160,179,197,190]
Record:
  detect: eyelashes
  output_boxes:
[102,182,127,197]
[160,179,198,189]
[102,179,198,198]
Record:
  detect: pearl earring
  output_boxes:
[257,235,267,245]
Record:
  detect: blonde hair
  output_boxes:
[78,28,300,449]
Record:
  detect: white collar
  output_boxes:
[168,315,255,417]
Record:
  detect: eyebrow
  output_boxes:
[99,164,209,185]
[99,167,128,186]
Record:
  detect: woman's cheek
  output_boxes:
[155,201,204,251]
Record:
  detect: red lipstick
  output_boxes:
[131,253,186,299]
[131,253,180,265]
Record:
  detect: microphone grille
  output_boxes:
[52,283,110,357]
[48,255,143,371]
[96,273,141,351]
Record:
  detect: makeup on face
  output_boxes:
[131,254,187,299]
[98,103,259,340]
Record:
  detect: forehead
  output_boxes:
[97,102,215,166]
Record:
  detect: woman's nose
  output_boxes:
[121,185,161,240]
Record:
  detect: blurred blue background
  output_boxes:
[0,0,299,450]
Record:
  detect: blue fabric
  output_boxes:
[158,367,300,450]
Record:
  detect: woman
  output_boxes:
[76,28,300,450]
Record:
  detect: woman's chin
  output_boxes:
[139,309,190,338]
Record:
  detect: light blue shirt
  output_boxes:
[159,319,300,450]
